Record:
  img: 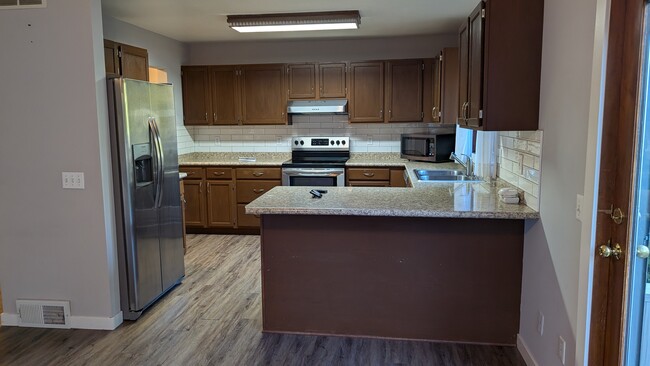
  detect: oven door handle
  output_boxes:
[283,169,344,175]
[291,172,341,177]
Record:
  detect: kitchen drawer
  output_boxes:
[347,181,390,187]
[236,180,280,203]
[180,166,205,180]
[206,167,233,180]
[236,167,282,180]
[237,204,260,228]
[347,168,390,181]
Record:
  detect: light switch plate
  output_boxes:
[62,172,85,189]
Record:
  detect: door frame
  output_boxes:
[587,0,647,364]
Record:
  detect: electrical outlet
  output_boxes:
[576,194,584,221]
[558,336,566,365]
[214,136,221,145]
[367,136,373,145]
[62,172,85,189]
[537,311,544,336]
[276,136,284,146]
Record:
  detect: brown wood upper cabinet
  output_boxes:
[349,61,385,123]
[385,60,423,123]
[424,49,459,124]
[181,66,212,125]
[457,0,544,131]
[286,62,348,100]
[210,66,241,125]
[319,62,347,98]
[287,63,316,99]
[104,39,149,81]
[182,64,287,126]
[240,64,287,125]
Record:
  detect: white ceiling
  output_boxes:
[101,0,478,43]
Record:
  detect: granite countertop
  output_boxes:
[178,152,290,166]
[178,152,539,220]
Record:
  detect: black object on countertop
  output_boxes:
[310,189,323,199]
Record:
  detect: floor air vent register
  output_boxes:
[16,300,71,328]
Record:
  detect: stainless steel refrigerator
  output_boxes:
[107,77,185,321]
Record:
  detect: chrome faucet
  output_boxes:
[450,152,474,177]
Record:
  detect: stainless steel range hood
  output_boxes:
[287,99,348,115]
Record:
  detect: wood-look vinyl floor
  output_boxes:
[0,234,527,366]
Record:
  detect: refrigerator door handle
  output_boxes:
[148,118,163,208]
[151,118,165,208]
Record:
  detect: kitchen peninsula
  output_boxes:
[245,159,538,346]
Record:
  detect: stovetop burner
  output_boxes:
[283,136,350,168]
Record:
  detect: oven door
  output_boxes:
[282,167,345,187]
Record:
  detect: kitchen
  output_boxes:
[3,0,608,366]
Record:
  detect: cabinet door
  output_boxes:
[119,44,149,81]
[287,63,316,99]
[319,62,347,98]
[467,2,485,127]
[431,57,442,123]
[385,60,423,123]
[458,20,470,126]
[440,48,459,125]
[422,58,435,124]
[210,66,240,125]
[349,61,384,123]
[182,180,206,227]
[104,40,119,76]
[206,181,235,228]
[181,66,211,126]
[241,64,286,125]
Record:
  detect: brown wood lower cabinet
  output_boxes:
[181,179,206,227]
[346,167,406,187]
[180,165,280,231]
[206,181,235,227]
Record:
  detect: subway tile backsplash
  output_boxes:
[183,115,454,154]
[496,130,543,211]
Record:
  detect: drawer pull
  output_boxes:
[252,172,265,177]
[187,172,195,176]
[363,172,375,177]
[213,171,226,176]
[253,189,266,194]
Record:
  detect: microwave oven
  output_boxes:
[400,133,455,163]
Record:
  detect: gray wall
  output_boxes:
[0,0,120,327]
[187,34,457,65]
[518,0,600,364]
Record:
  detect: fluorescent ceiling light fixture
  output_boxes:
[227,11,361,33]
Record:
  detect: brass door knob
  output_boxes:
[599,242,622,260]
[637,245,650,259]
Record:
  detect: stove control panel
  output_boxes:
[292,137,350,151]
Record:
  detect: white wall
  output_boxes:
[0,0,121,329]
[188,34,457,65]
[102,16,193,155]
[518,0,601,364]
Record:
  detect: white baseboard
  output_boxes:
[1,311,123,330]
[1,313,19,326]
[517,334,539,366]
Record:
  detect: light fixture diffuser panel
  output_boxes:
[232,23,359,33]
[228,11,360,34]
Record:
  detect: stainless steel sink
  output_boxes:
[414,169,482,182]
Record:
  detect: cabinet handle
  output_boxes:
[199,181,202,193]
[213,112,217,121]
[465,102,470,120]
[182,198,187,204]
[207,183,211,193]
[252,172,265,177]
[213,171,225,176]
[380,110,383,118]
[205,113,208,121]
[432,106,437,120]
[253,189,266,194]
[363,172,375,177]
[187,172,195,176]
